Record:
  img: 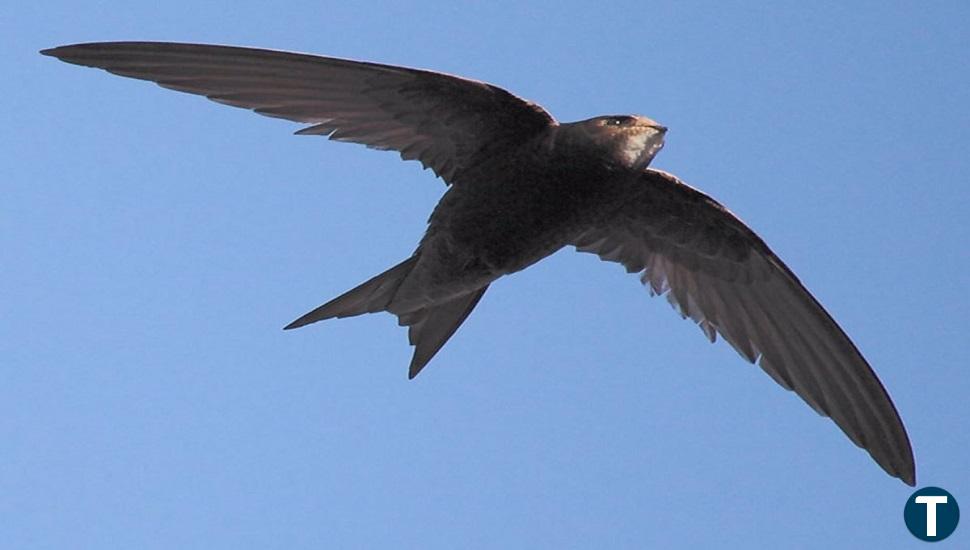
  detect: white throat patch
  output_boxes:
[620,130,665,168]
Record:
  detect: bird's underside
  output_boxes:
[42,41,915,486]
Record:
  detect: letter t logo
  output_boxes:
[905,488,960,541]
[915,496,948,536]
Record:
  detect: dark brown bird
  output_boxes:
[41,42,915,485]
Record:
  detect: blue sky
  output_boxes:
[4,2,968,548]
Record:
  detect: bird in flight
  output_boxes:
[42,42,915,485]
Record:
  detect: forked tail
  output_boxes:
[284,257,418,329]
[284,257,488,377]
[398,286,488,378]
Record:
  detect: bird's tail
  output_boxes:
[284,257,418,329]
[284,257,488,378]
[397,285,488,379]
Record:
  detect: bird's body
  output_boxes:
[291,116,667,375]
[42,41,915,486]
[398,122,654,311]
[406,133,574,303]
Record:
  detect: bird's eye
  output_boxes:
[604,116,631,126]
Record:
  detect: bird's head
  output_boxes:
[557,115,667,172]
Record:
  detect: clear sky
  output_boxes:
[4,2,968,548]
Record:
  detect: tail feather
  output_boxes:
[284,256,488,378]
[284,257,417,330]
[404,286,489,379]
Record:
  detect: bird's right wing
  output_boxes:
[41,42,556,185]
[571,168,915,485]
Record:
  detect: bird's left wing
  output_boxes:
[41,42,555,184]
[571,168,915,485]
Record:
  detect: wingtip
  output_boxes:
[39,44,84,58]
[283,313,316,330]
[901,467,916,487]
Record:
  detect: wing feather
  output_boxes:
[41,41,555,185]
[572,168,915,484]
